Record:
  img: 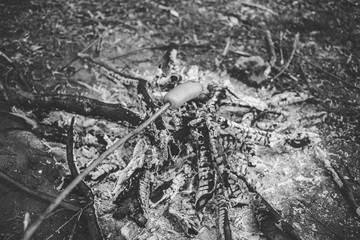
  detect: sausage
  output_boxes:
[163,81,203,109]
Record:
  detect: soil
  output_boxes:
[1,0,360,240]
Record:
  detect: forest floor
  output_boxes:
[1,0,360,240]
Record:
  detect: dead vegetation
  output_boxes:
[1,0,360,240]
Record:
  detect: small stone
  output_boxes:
[82,118,97,127]
[198,226,217,240]
[121,221,139,240]
[146,236,158,240]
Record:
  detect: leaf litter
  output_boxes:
[1,0,360,240]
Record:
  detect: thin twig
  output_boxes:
[0,170,80,212]
[299,63,317,96]
[279,31,285,65]
[68,210,83,240]
[296,54,360,93]
[0,50,13,63]
[0,51,32,91]
[242,2,278,16]
[108,47,155,60]
[77,53,159,112]
[108,42,211,61]
[59,30,109,71]
[306,209,347,240]
[265,30,276,66]
[77,53,149,84]
[272,33,299,81]
[44,201,92,240]
[44,211,81,240]
[222,36,231,57]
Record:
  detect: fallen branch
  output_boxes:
[0,170,80,212]
[66,117,103,239]
[0,111,69,143]
[4,87,143,126]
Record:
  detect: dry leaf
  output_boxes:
[235,56,271,84]
[29,45,43,52]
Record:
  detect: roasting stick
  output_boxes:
[22,81,203,240]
